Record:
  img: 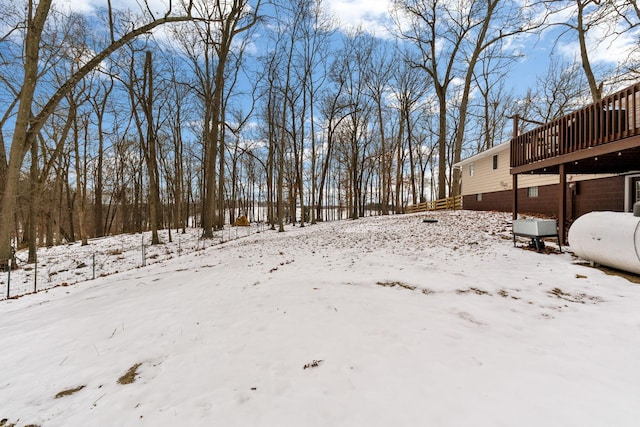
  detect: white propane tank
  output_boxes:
[568,211,640,275]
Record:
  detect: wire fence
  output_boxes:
[0,222,269,301]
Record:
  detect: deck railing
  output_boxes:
[405,195,462,213]
[511,82,640,168]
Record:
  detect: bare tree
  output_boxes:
[119,41,154,236]
[542,0,617,102]
[197,0,261,236]
[316,78,348,221]
[394,57,429,205]
[90,76,115,238]
[164,59,192,234]
[470,41,517,152]
[334,32,375,219]
[393,0,544,198]
[141,51,162,244]
[0,0,202,264]
[595,0,640,85]
[363,39,396,215]
[512,55,590,126]
[72,110,91,246]
[302,1,335,224]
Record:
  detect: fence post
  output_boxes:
[34,254,37,293]
[92,253,96,280]
[141,235,146,267]
[7,260,10,299]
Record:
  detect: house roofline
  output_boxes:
[454,141,510,168]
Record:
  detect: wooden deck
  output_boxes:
[510,82,640,175]
[509,81,640,244]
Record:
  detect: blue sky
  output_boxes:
[322,0,638,94]
[51,0,638,100]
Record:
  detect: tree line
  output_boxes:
[0,0,638,265]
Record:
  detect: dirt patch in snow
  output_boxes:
[376,281,416,291]
[0,419,39,427]
[303,360,323,370]
[118,363,142,385]
[497,289,521,300]
[373,281,445,296]
[54,385,85,399]
[456,287,490,296]
[547,288,604,304]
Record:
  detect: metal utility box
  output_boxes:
[512,219,560,252]
[512,219,557,236]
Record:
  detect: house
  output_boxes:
[456,81,640,241]
[455,141,637,217]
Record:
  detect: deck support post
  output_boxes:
[559,163,567,244]
[512,174,518,220]
[511,115,519,221]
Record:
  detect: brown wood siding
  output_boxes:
[463,175,625,219]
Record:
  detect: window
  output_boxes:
[476,193,483,201]
[469,163,474,177]
[636,180,640,204]
[492,155,498,170]
[528,186,539,198]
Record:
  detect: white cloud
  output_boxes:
[538,1,640,70]
[556,21,639,68]
[324,0,393,37]
[53,0,184,17]
[53,0,96,14]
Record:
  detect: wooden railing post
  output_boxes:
[510,82,639,167]
[559,163,567,244]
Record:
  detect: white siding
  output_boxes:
[459,144,615,196]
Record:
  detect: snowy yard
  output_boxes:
[1,210,640,426]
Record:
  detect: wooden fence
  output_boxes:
[405,195,462,213]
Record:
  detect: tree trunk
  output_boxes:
[0,0,53,265]
[451,1,496,197]
[395,112,406,212]
[143,51,161,245]
[436,87,447,199]
[74,113,89,246]
[93,78,113,238]
[376,101,389,215]
[27,126,39,263]
[65,165,76,242]
[576,0,601,103]
[405,107,418,205]
[216,108,226,230]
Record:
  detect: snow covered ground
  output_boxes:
[1,210,640,426]
[1,223,266,300]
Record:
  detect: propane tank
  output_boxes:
[568,211,640,275]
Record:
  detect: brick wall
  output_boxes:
[570,176,625,217]
[462,175,625,219]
